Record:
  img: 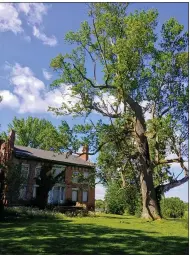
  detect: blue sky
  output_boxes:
[0,3,188,202]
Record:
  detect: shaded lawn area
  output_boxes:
[0,214,188,255]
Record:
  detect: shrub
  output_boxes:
[160,197,185,218]
[105,181,141,216]
[134,196,142,218]
[4,206,64,220]
[95,199,105,212]
[183,211,188,229]
[105,183,126,215]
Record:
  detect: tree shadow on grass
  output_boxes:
[95,215,130,220]
[0,218,188,255]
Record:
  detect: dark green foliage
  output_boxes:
[105,183,126,215]
[160,197,185,218]
[95,199,105,211]
[184,202,188,211]
[6,163,26,205]
[105,182,140,215]
[183,212,188,230]
[2,117,72,152]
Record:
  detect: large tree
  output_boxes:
[49,3,188,219]
[2,116,72,151]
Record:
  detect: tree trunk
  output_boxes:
[35,187,49,210]
[126,96,161,219]
[135,118,161,220]
[139,160,161,219]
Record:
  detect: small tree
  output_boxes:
[95,199,105,211]
[105,182,126,215]
[160,197,185,218]
[5,162,26,205]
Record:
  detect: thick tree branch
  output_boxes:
[158,175,189,193]
[90,102,121,118]
[76,141,109,157]
[157,158,182,165]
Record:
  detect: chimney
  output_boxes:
[79,145,89,161]
[8,130,15,148]
[0,130,15,164]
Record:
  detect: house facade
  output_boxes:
[0,130,95,210]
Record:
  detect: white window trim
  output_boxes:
[21,163,30,180]
[33,184,39,198]
[72,171,79,183]
[72,189,78,202]
[50,185,66,204]
[82,190,88,202]
[84,171,89,178]
[35,166,41,178]
[19,184,27,200]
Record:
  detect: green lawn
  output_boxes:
[0,213,188,255]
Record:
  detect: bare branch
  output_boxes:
[158,158,182,165]
[90,102,121,118]
[92,18,110,87]
[76,141,109,157]
[73,64,115,90]
[159,107,171,117]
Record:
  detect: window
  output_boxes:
[21,164,29,181]
[83,171,89,183]
[33,185,39,198]
[84,171,89,178]
[19,185,27,200]
[35,166,41,178]
[48,186,65,205]
[72,171,79,183]
[82,191,88,202]
[60,187,65,203]
[53,187,60,204]
[51,165,66,182]
[72,189,78,202]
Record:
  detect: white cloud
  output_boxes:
[93,93,124,116]
[42,69,52,80]
[0,63,79,115]
[93,95,151,120]
[95,184,106,200]
[0,3,23,34]
[33,26,57,46]
[17,3,48,25]
[0,3,57,47]
[0,90,20,109]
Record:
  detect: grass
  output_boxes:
[0,208,188,255]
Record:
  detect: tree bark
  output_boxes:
[139,159,161,219]
[126,96,161,219]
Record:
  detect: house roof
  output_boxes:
[14,145,94,168]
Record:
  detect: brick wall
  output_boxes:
[14,158,95,210]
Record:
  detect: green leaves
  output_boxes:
[48,4,188,201]
[161,18,188,52]
[6,117,71,151]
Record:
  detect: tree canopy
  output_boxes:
[49,3,188,219]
